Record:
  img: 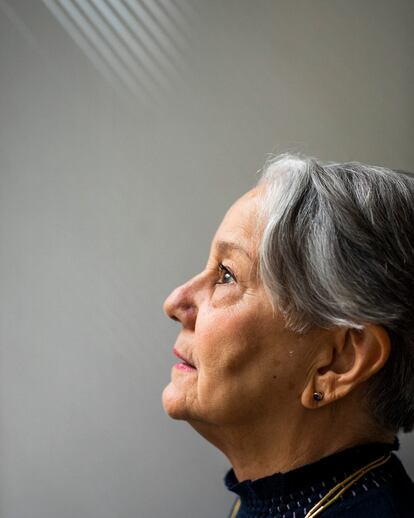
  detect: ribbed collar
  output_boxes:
[224,438,399,502]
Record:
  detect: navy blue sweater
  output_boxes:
[224,439,413,517]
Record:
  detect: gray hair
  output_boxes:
[257,153,414,433]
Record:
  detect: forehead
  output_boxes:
[211,187,263,257]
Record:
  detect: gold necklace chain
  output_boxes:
[305,454,391,517]
[229,498,241,518]
[229,453,391,518]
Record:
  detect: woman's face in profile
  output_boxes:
[162,188,318,427]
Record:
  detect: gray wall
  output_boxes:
[0,1,413,517]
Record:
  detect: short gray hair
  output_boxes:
[257,153,414,433]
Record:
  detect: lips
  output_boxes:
[173,346,196,368]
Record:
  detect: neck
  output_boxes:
[188,402,394,482]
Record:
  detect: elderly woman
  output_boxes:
[162,153,414,517]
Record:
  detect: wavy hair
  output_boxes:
[257,153,414,433]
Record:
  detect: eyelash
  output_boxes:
[217,263,237,284]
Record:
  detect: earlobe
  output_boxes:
[312,391,324,402]
[301,370,337,409]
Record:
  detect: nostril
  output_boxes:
[163,288,197,328]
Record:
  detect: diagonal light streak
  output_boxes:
[0,0,44,56]
[154,0,193,48]
[174,0,199,21]
[75,0,165,94]
[43,0,128,100]
[85,0,172,93]
[54,0,155,100]
[135,0,189,58]
[170,0,199,33]
[43,0,200,106]
[107,0,187,84]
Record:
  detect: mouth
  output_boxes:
[173,346,197,370]
[174,361,197,372]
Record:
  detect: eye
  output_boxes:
[217,263,236,284]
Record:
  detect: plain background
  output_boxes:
[0,1,413,517]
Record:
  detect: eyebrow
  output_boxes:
[214,240,253,261]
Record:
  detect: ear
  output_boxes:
[301,324,391,409]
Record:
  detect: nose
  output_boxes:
[163,277,199,330]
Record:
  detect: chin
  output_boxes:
[162,382,193,420]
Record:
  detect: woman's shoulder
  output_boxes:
[324,453,414,518]
[225,446,414,518]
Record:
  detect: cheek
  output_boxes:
[195,302,278,378]
[194,309,294,422]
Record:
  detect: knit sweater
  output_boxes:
[224,439,413,517]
